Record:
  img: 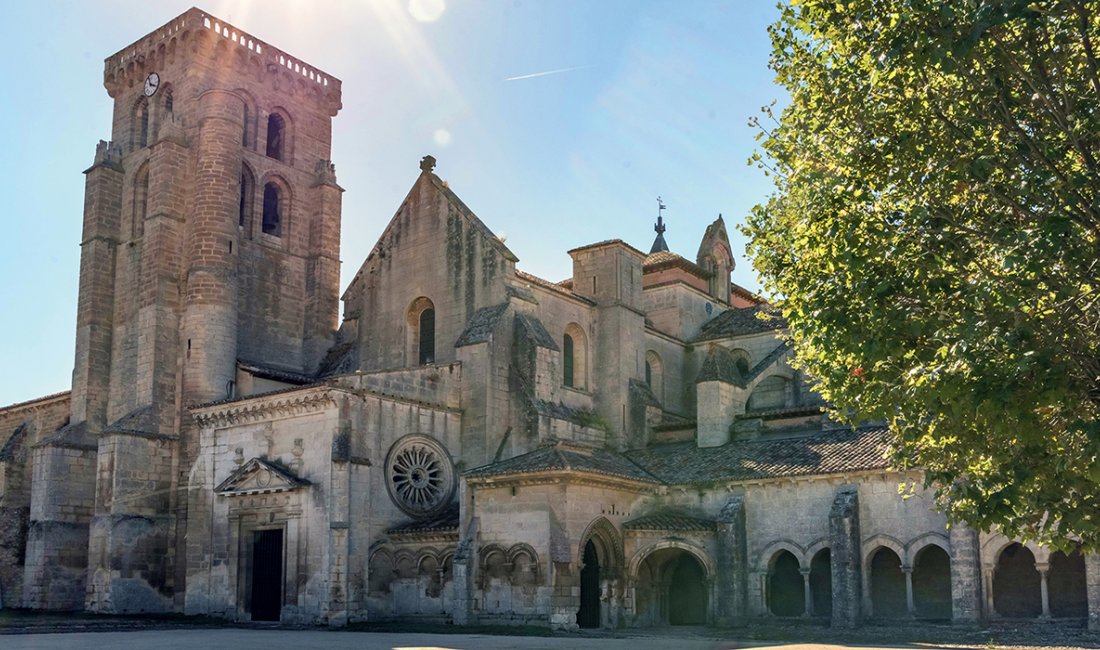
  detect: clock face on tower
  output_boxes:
[143,72,160,97]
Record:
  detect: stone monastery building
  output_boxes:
[2,7,1099,630]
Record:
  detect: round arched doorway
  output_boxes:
[634,546,709,626]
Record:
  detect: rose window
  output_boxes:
[385,435,455,518]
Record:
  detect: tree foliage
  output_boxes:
[746,0,1100,548]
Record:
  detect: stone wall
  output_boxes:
[0,393,71,608]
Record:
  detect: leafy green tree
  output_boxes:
[746,0,1100,548]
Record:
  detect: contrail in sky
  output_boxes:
[505,65,593,82]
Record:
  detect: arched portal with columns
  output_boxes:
[629,540,713,626]
[576,517,624,629]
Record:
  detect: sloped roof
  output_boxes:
[237,361,314,385]
[426,173,518,262]
[103,405,164,437]
[625,426,891,485]
[694,305,787,341]
[455,303,509,347]
[514,270,595,305]
[643,250,708,277]
[623,511,715,532]
[515,313,559,350]
[465,441,661,484]
[696,345,747,386]
[0,423,27,461]
[317,340,357,378]
[387,502,460,535]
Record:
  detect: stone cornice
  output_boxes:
[191,386,341,428]
[0,391,71,415]
[466,469,658,493]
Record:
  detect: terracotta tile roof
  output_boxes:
[465,441,661,484]
[693,305,787,341]
[643,251,707,277]
[731,282,766,304]
[623,511,715,532]
[625,426,891,484]
[387,502,460,535]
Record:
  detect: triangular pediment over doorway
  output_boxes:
[215,457,310,497]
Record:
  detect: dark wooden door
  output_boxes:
[251,529,283,621]
[577,540,600,628]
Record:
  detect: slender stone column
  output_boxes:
[948,524,983,624]
[829,485,861,628]
[902,565,915,616]
[1036,563,1051,619]
[800,567,813,617]
[984,566,996,617]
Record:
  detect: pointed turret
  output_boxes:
[649,196,670,254]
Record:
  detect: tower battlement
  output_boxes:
[102,7,342,116]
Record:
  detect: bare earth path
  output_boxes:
[0,627,1097,650]
[0,628,942,650]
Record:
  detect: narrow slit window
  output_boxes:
[563,334,575,388]
[418,308,435,365]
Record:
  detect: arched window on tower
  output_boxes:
[163,87,173,113]
[261,182,282,236]
[418,307,435,365]
[406,297,436,366]
[266,112,286,160]
[645,350,664,402]
[133,98,150,149]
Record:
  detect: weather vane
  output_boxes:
[655,196,667,235]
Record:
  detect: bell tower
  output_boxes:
[23,8,343,612]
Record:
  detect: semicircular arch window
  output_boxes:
[385,435,455,518]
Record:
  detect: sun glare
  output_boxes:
[408,0,446,23]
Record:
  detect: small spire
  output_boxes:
[650,196,670,254]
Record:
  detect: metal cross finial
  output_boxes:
[655,196,667,235]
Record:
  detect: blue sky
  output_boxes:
[0,0,785,406]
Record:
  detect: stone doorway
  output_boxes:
[250,529,283,621]
[635,546,709,626]
[577,540,601,628]
[666,553,707,625]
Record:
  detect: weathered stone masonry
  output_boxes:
[1,7,1099,633]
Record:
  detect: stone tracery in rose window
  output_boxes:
[385,435,455,518]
